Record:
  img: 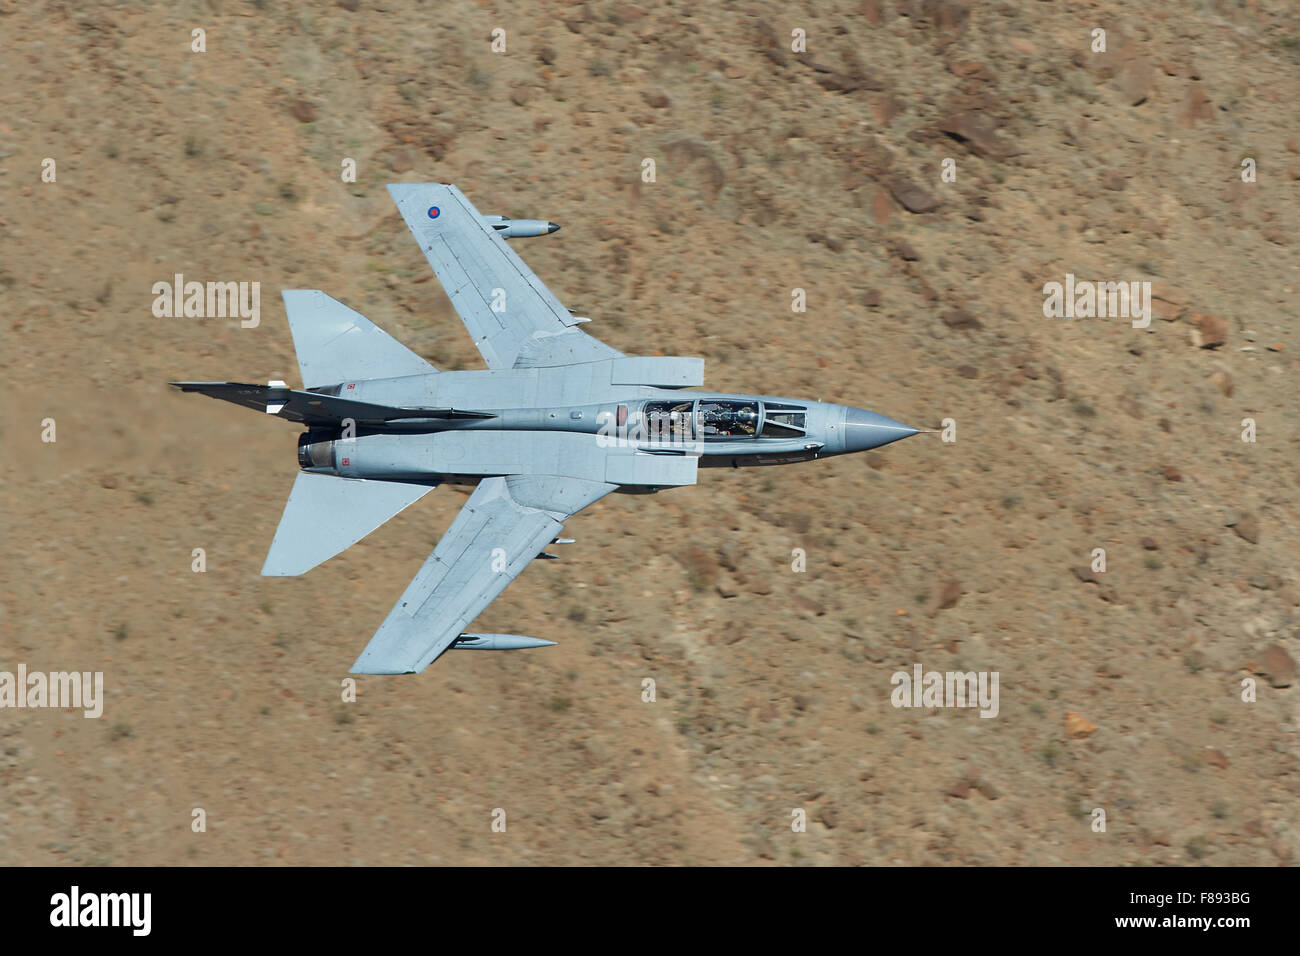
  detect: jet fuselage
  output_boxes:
[295,367,918,487]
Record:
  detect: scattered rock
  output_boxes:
[946,779,971,799]
[1100,170,1127,191]
[948,60,997,83]
[1248,572,1282,590]
[643,92,670,109]
[889,180,939,213]
[871,186,892,224]
[913,279,941,304]
[792,594,825,618]
[941,309,982,331]
[1189,313,1228,349]
[937,109,1012,160]
[923,0,970,33]
[1209,370,1233,396]
[807,232,845,253]
[1065,711,1097,738]
[1140,537,1158,551]
[754,20,787,67]
[289,99,317,123]
[1228,512,1259,544]
[419,128,455,161]
[99,474,119,490]
[677,545,721,590]
[832,51,886,90]
[1180,86,1213,127]
[1162,465,1182,482]
[814,71,862,94]
[1120,55,1154,105]
[1204,748,1229,770]
[1256,644,1296,688]
[929,579,962,616]
[872,93,904,125]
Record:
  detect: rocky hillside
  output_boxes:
[1,0,1296,865]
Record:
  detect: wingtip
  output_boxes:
[259,565,301,578]
[349,658,417,675]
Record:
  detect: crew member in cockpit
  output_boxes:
[736,406,758,436]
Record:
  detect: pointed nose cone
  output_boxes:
[546,221,561,234]
[842,407,920,453]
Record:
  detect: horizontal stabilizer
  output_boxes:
[262,472,436,576]
[282,290,436,387]
[169,382,494,426]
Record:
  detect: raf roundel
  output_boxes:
[427,206,440,220]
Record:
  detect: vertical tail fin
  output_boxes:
[281,290,436,388]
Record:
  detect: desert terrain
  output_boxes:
[1,0,1298,865]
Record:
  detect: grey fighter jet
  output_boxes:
[172,183,921,674]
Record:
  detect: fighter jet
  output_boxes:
[172,183,921,674]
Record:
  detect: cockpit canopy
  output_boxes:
[760,403,807,438]
[699,400,759,439]
[640,400,806,441]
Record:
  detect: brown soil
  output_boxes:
[2,1,1297,865]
